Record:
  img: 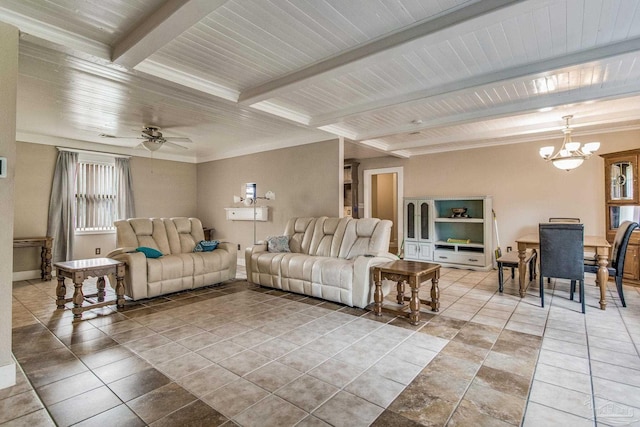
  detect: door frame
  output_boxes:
[363,167,404,249]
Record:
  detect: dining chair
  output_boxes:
[496,247,536,292]
[539,223,585,312]
[545,218,581,284]
[584,221,639,307]
[549,217,581,223]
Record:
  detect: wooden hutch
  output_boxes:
[602,149,640,285]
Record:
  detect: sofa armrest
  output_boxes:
[351,253,399,308]
[245,243,268,282]
[106,247,138,257]
[107,250,148,300]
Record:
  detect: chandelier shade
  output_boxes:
[539,115,600,171]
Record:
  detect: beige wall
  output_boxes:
[196,140,340,253]
[358,129,640,252]
[130,156,197,219]
[13,143,198,273]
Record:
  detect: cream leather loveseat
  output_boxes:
[108,217,237,300]
[245,217,396,308]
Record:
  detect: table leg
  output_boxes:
[374,269,383,316]
[72,275,84,319]
[596,252,609,310]
[42,241,52,281]
[517,243,527,297]
[409,276,420,325]
[97,276,106,302]
[397,280,405,305]
[56,274,66,309]
[116,265,125,308]
[430,273,440,312]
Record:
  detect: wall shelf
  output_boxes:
[225,207,268,221]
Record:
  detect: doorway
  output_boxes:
[364,167,403,255]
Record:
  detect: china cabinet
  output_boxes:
[602,149,640,283]
[404,196,493,270]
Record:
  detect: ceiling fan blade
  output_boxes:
[163,141,189,150]
[100,133,144,140]
[163,137,192,143]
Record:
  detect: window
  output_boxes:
[75,159,117,232]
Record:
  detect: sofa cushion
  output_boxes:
[308,217,349,257]
[283,217,316,254]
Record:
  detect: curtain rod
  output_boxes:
[56,146,131,159]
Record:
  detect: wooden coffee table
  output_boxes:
[373,260,441,325]
[54,258,125,319]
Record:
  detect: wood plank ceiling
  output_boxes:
[1,0,639,162]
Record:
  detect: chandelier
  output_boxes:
[539,115,600,171]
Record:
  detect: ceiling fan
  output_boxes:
[99,126,192,151]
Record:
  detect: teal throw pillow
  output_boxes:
[136,246,163,258]
[266,235,290,253]
[194,240,219,252]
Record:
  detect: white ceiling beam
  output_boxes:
[112,0,229,69]
[373,82,640,148]
[237,0,521,106]
[310,37,640,128]
[0,6,111,60]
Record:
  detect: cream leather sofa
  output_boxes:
[245,217,396,308]
[107,217,237,300]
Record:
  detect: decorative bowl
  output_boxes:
[451,208,467,215]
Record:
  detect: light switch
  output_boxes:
[0,157,6,178]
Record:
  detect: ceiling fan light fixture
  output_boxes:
[142,139,162,152]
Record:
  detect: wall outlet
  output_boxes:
[95,248,101,255]
[237,244,241,250]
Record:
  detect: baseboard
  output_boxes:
[12,269,42,282]
[0,361,16,390]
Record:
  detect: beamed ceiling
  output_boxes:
[2,0,640,163]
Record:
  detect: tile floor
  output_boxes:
[4,264,640,426]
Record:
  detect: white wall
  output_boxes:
[0,20,18,390]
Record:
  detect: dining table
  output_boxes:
[515,234,611,310]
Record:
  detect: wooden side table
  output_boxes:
[373,260,441,325]
[54,258,125,319]
[13,236,53,281]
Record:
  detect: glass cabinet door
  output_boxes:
[419,201,429,240]
[606,155,638,203]
[406,201,416,239]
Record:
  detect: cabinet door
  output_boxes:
[623,244,640,281]
[605,154,638,204]
[405,200,417,240]
[419,201,430,241]
[418,243,432,261]
[404,242,420,260]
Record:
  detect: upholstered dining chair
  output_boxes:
[584,221,639,307]
[545,218,581,284]
[539,223,585,313]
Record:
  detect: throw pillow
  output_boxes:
[266,235,290,253]
[193,240,219,252]
[136,246,163,258]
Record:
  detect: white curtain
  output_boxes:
[46,151,78,263]
[115,157,135,220]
